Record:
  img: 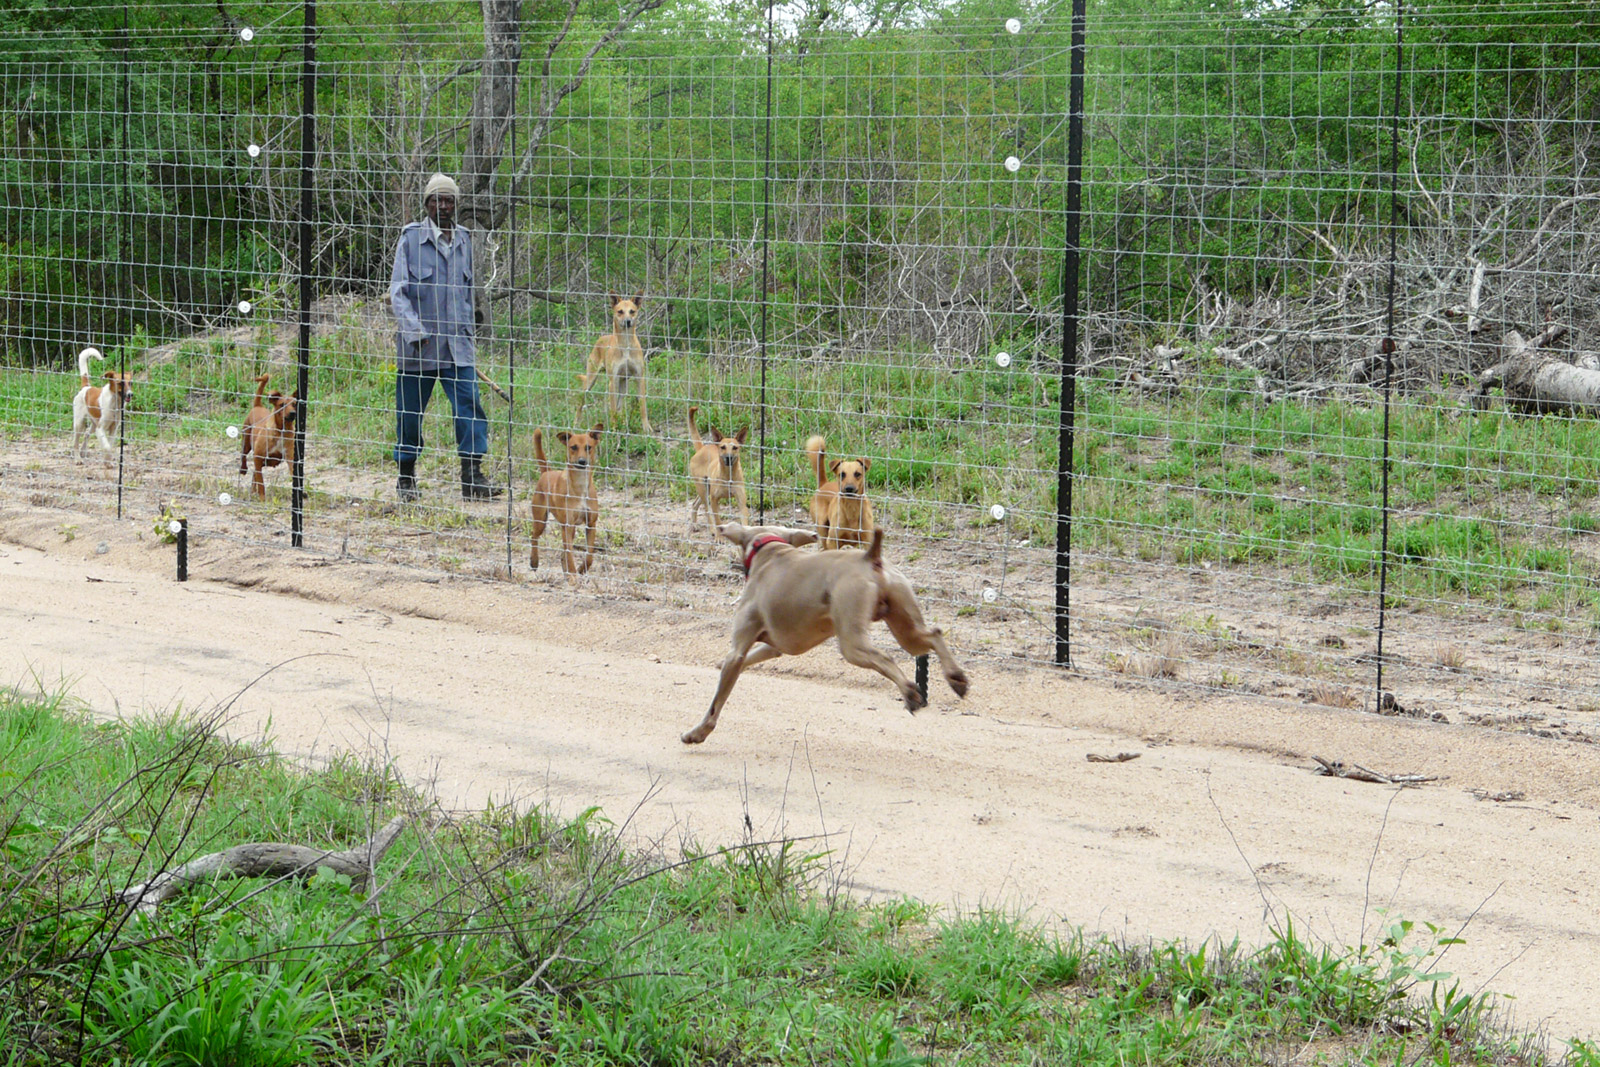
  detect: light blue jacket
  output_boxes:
[389,221,478,373]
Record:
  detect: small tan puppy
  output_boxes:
[681,522,968,744]
[529,423,604,578]
[238,373,299,500]
[686,405,750,536]
[805,435,875,549]
[578,294,651,434]
[71,347,133,464]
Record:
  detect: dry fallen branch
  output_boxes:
[1466,788,1525,803]
[1310,756,1440,786]
[116,815,408,915]
[1086,751,1141,763]
[1467,325,1598,414]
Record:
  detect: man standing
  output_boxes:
[389,172,502,502]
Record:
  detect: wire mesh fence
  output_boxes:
[2,0,1598,733]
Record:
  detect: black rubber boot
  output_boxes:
[397,458,420,503]
[464,456,503,500]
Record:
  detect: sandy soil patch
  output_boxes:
[1,502,1597,1046]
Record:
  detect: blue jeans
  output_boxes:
[394,365,488,463]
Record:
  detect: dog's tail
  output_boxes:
[251,373,270,408]
[534,428,549,475]
[805,435,828,488]
[77,346,103,385]
[687,405,705,449]
[866,525,884,569]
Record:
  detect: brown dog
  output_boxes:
[805,435,875,550]
[687,405,750,536]
[681,522,968,744]
[238,373,299,500]
[529,423,604,578]
[71,347,133,465]
[577,295,651,434]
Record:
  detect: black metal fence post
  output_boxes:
[291,0,316,548]
[1054,0,1087,668]
[1374,2,1404,705]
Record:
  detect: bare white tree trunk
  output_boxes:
[1467,325,1600,414]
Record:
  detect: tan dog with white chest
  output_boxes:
[71,347,133,464]
[805,435,875,549]
[681,522,968,744]
[529,423,604,578]
[238,373,299,500]
[578,294,651,434]
[686,405,750,536]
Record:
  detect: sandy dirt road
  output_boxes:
[2,504,1597,1046]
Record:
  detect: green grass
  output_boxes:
[8,324,1600,621]
[0,688,1574,1065]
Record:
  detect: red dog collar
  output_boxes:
[742,534,789,576]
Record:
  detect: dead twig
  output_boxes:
[1086,751,1141,763]
[1466,788,1524,803]
[1310,756,1440,786]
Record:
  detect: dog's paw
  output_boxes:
[903,686,927,713]
[680,729,706,745]
[948,670,970,699]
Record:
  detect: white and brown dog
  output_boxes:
[71,347,133,464]
[238,373,299,500]
[806,435,875,550]
[529,423,604,579]
[687,405,750,536]
[681,523,968,744]
[578,294,651,434]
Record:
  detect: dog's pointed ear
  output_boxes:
[859,457,872,472]
[717,522,747,545]
[103,370,117,381]
[708,424,723,443]
[608,292,620,307]
[633,293,644,306]
[589,423,604,442]
[735,426,748,443]
[557,431,572,445]
[785,529,818,547]
[829,457,844,474]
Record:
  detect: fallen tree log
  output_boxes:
[1468,324,1600,414]
[116,815,408,915]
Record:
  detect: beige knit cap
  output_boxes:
[423,173,460,202]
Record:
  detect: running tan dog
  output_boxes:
[71,347,133,464]
[686,405,749,536]
[805,435,875,549]
[681,522,968,744]
[238,373,299,500]
[578,294,651,434]
[529,423,604,578]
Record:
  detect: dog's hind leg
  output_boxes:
[737,642,783,670]
[688,481,705,536]
[880,582,969,699]
[529,499,548,569]
[833,585,924,710]
[682,618,766,744]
